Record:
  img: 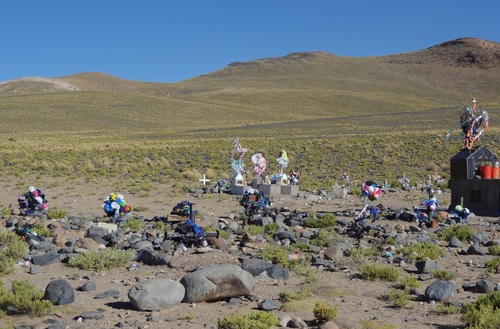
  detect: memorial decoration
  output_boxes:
[231,137,247,175]
[445,98,489,150]
[17,186,48,215]
[102,193,131,219]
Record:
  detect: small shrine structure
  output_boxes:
[449,146,500,216]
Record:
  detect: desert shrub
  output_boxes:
[381,288,409,308]
[218,310,279,329]
[304,213,336,228]
[244,225,264,237]
[397,242,444,262]
[1,208,11,218]
[263,222,279,239]
[360,263,399,282]
[361,319,397,329]
[121,218,145,231]
[289,242,310,252]
[435,303,460,315]
[385,236,395,245]
[313,301,337,323]
[279,287,311,302]
[0,280,53,317]
[430,270,455,281]
[295,265,319,284]
[133,206,149,212]
[397,276,420,291]
[261,245,291,268]
[204,226,228,239]
[488,245,500,256]
[32,222,51,237]
[47,209,67,219]
[260,245,313,280]
[0,229,28,276]
[152,221,168,233]
[484,257,500,275]
[437,225,473,242]
[347,246,380,259]
[461,291,500,329]
[309,228,338,247]
[67,248,135,272]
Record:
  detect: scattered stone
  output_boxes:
[180,264,255,303]
[78,281,97,292]
[44,279,75,305]
[95,290,120,299]
[128,278,185,311]
[474,279,495,293]
[448,236,463,248]
[258,299,280,310]
[79,309,105,320]
[467,244,485,255]
[415,260,445,273]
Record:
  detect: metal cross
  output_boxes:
[199,174,210,185]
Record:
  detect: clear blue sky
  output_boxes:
[1,1,498,83]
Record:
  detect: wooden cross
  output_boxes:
[199,174,210,185]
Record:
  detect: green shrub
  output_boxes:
[245,225,264,236]
[67,248,135,272]
[1,208,11,218]
[0,230,29,276]
[152,221,168,233]
[261,245,290,267]
[461,291,500,329]
[260,245,313,281]
[121,218,145,231]
[488,245,500,256]
[304,213,336,228]
[133,206,149,212]
[313,301,337,323]
[397,276,420,291]
[361,319,397,329]
[347,246,380,259]
[32,222,51,237]
[0,280,53,317]
[484,257,500,275]
[385,236,395,245]
[263,222,279,239]
[430,270,455,281]
[309,228,338,247]
[435,303,460,315]
[360,263,399,282]
[218,311,279,329]
[279,287,311,302]
[437,225,473,242]
[397,242,444,262]
[47,209,67,219]
[381,288,409,308]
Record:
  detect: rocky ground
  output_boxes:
[0,177,499,329]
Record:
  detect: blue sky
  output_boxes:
[1,1,498,83]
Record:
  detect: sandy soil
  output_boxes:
[0,176,498,329]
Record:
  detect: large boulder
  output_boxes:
[180,264,255,303]
[425,280,455,301]
[128,278,184,311]
[44,279,75,305]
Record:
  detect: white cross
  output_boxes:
[199,174,210,185]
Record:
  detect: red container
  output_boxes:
[482,165,493,179]
[492,166,500,179]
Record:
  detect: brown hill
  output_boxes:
[0,37,499,136]
[379,37,500,69]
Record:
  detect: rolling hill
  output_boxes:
[0,37,499,138]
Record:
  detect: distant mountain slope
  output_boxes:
[0,38,499,135]
[380,38,500,69]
